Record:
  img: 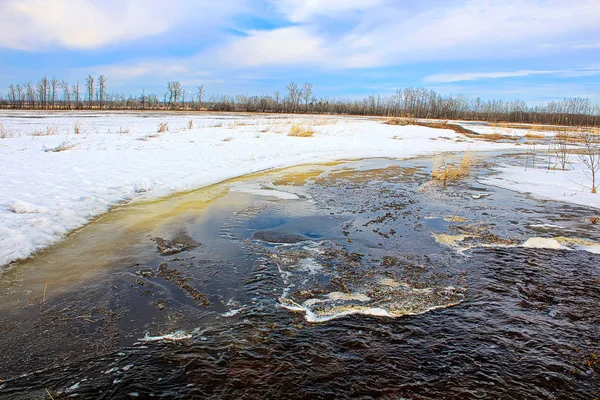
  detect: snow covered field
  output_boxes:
[0,111,597,268]
[481,163,600,209]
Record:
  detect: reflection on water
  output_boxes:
[0,157,599,399]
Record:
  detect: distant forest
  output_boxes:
[1,75,599,126]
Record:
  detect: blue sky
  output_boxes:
[0,0,599,104]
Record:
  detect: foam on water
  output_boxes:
[522,237,566,250]
[138,331,192,342]
[267,241,465,322]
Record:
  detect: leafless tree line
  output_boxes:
[2,77,599,126]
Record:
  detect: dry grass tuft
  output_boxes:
[555,132,581,143]
[33,126,59,137]
[157,122,169,133]
[0,122,12,138]
[384,116,415,126]
[524,132,546,140]
[187,119,194,130]
[45,141,77,152]
[74,121,82,135]
[138,134,160,141]
[430,152,474,188]
[288,124,315,137]
[384,118,480,137]
[312,118,339,126]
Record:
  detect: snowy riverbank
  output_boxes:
[0,111,596,268]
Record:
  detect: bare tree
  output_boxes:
[16,84,24,107]
[50,78,60,108]
[167,81,182,107]
[181,87,187,109]
[302,83,313,112]
[37,77,49,109]
[72,81,80,109]
[98,75,107,107]
[85,75,95,108]
[577,132,600,193]
[286,82,301,113]
[25,82,36,108]
[197,85,205,109]
[62,80,71,109]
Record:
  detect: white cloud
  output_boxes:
[220,27,328,67]
[220,0,600,70]
[0,0,248,51]
[0,0,177,50]
[425,70,559,83]
[425,68,600,83]
[272,0,385,22]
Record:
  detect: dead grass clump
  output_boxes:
[491,122,580,133]
[288,124,315,137]
[187,119,194,130]
[384,118,412,126]
[385,119,480,137]
[33,126,59,137]
[312,118,339,126]
[157,122,169,133]
[524,132,546,140]
[138,134,160,141]
[430,152,474,188]
[74,121,82,135]
[0,122,12,138]
[555,132,582,143]
[481,132,520,141]
[45,141,77,152]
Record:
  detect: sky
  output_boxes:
[0,0,599,104]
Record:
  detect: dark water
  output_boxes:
[0,157,599,399]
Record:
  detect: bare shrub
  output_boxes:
[157,122,169,133]
[44,141,77,152]
[288,124,314,137]
[577,132,600,193]
[551,133,571,170]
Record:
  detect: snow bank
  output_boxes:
[0,111,519,268]
[481,162,600,210]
